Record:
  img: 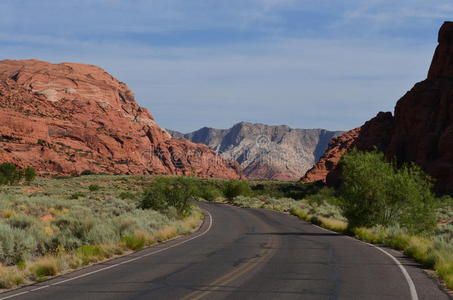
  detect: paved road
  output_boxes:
[1,202,450,300]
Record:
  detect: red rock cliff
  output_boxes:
[301,21,453,193]
[0,59,243,178]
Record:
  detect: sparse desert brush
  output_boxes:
[403,236,435,268]
[351,226,388,244]
[0,175,204,289]
[155,226,178,242]
[75,245,107,265]
[318,217,347,233]
[0,265,25,288]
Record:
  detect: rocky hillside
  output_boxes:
[0,59,243,178]
[168,122,342,181]
[302,21,453,193]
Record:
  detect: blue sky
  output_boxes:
[0,0,451,132]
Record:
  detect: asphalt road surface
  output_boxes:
[0,202,450,300]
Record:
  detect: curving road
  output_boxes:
[0,202,450,300]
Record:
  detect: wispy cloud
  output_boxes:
[0,0,448,131]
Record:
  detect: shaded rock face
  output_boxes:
[302,22,453,193]
[169,122,342,181]
[0,59,243,179]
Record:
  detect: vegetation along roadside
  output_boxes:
[0,174,203,290]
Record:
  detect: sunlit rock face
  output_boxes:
[0,59,243,179]
[169,122,342,181]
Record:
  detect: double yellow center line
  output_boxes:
[181,235,277,300]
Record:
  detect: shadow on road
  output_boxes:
[246,232,340,236]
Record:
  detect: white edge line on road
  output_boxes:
[0,210,213,300]
[312,224,419,300]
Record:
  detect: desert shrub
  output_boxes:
[29,257,58,280]
[122,234,145,250]
[86,223,118,244]
[24,167,36,183]
[0,265,25,288]
[6,214,37,230]
[88,184,101,192]
[75,245,106,265]
[223,180,252,199]
[118,191,136,200]
[250,181,323,200]
[339,149,437,233]
[0,163,23,185]
[0,223,37,265]
[140,177,196,216]
[196,185,223,201]
[68,192,85,199]
[51,230,82,251]
[305,187,340,206]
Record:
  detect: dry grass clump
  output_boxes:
[0,265,25,288]
[29,256,59,281]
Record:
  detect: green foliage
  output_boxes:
[0,163,22,185]
[122,235,145,250]
[24,167,36,183]
[250,181,323,200]
[305,187,340,206]
[196,185,223,201]
[339,149,437,233]
[139,176,196,216]
[0,223,37,265]
[118,191,136,200]
[30,261,57,280]
[75,245,106,265]
[0,164,36,185]
[223,180,252,199]
[88,184,101,192]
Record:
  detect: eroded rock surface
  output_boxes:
[0,59,243,178]
[169,122,342,181]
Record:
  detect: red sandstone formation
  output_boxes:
[301,22,453,193]
[300,128,359,184]
[0,59,243,179]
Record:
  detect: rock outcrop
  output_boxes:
[301,21,453,193]
[0,59,243,178]
[169,122,342,181]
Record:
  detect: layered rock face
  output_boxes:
[0,59,243,178]
[169,122,342,181]
[302,22,453,192]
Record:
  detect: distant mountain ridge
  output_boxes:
[167,122,343,181]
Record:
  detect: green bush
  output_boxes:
[88,184,101,192]
[223,180,252,199]
[122,235,145,250]
[139,176,196,216]
[0,163,22,185]
[0,223,37,265]
[305,187,340,206]
[339,149,437,233]
[118,191,136,200]
[196,185,223,201]
[24,167,36,183]
[75,245,106,265]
